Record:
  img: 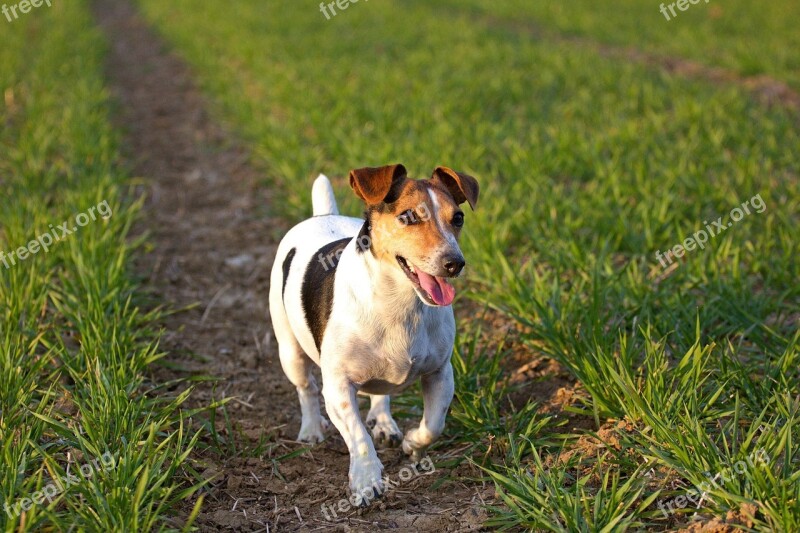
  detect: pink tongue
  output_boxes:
[415,268,456,306]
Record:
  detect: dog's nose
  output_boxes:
[443,255,466,276]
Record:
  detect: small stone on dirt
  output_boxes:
[225,253,254,269]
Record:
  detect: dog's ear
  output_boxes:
[349,164,407,205]
[431,166,479,210]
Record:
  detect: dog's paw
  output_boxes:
[297,417,330,444]
[402,429,428,463]
[349,457,385,507]
[367,417,403,449]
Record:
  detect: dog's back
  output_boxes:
[269,175,361,363]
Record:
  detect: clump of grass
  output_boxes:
[448,328,560,457]
[484,439,660,531]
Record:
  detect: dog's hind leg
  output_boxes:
[278,338,329,444]
[366,395,403,449]
[270,295,328,443]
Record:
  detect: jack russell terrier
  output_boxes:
[268,164,479,503]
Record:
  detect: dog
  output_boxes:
[268,164,478,503]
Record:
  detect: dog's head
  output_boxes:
[350,164,479,307]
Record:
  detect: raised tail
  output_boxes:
[312,174,339,216]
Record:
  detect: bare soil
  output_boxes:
[92,1,504,530]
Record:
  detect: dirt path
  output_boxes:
[93,1,490,531]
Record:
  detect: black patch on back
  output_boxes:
[281,248,296,299]
[301,238,350,352]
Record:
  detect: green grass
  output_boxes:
[0,2,204,530]
[136,0,800,529]
[440,0,800,90]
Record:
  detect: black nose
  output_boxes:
[443,255,466,276]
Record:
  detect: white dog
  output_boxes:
[268,164,478,503]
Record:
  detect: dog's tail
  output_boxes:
[312,174,339,216]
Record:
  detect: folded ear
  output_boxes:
[431,166,479,210]
[349,164,407,205]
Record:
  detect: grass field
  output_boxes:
[135,0,799,530]
[1,0,798,530]
[445,0,800,90]
[0,3,203,531]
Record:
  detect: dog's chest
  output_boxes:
[353,310,454,394]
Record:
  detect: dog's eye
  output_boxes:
[452,212,464,228]
[397,210,419,226]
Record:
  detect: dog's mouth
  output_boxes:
[396,256,456,306]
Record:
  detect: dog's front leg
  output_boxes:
[403,362,455,462]
[322,375,384,504]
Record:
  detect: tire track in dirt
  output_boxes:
[601,45,800,112]
[93,1,489,531]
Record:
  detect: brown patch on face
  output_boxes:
[367,179,464,272]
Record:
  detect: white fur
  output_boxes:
[269,177,456,503]
[427,188,461,263]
